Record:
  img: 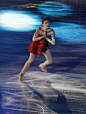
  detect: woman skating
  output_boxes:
[19,17,55,79]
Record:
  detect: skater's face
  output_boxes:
[42,20,50,29]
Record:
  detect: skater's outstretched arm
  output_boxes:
[32,27,44,41]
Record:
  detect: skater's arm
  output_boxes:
[45,30,55,45]
[32,27,44,41]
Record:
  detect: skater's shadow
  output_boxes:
[48,55,86,73]
[19,79,72,114]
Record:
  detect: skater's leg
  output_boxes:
[39,49,53,72]
[19,53,35,78]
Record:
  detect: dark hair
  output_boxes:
[42,17,49,24]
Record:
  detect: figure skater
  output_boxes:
[19,17,55,79]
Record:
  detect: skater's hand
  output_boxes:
[44,30,47,38]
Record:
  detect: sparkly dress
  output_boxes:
[28,27,55,56]
[28,33,49,56]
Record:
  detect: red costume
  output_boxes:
[28,34,49,56]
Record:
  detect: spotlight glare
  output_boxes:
[51,22,86,44]
[0,10,41,32]
[37,2,73,17]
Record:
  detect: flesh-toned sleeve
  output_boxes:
[51,29,55,39]
[45,29,55,45]
[32,27,44,41]
[33,27,40,38]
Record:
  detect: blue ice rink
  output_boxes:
[0,0,86,114]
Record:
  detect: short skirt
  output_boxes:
[28,34,49,56]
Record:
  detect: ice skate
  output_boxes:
[38,64,47,73]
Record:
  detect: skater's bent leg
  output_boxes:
[42,49,53,67]
[19,53,35,78]
[39,49,52,72]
